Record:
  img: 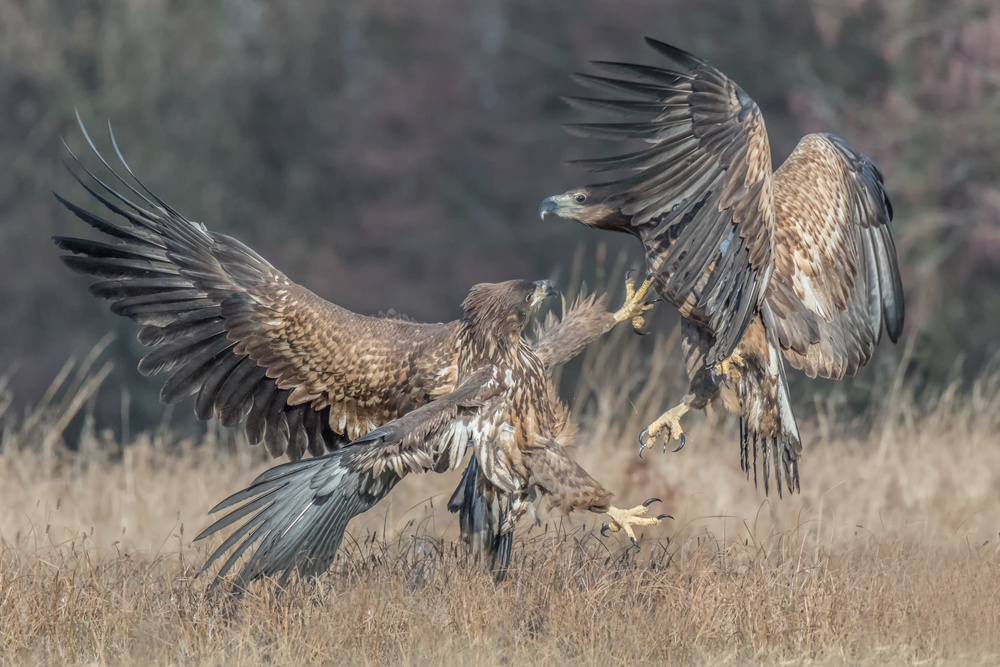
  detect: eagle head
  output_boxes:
[462,279,557,342]
[539,189,629,233]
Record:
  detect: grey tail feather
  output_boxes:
[195,448,400,593]
[448,453,513,578]
[737,352,801,498]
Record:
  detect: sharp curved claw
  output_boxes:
[636,328,651,336]
[601,523,611,537]
[624,269,633,281]
[638,427,649,459]
[642,497,661,507]
[630,536,639,550]
[672,433,686,453]
[657,514,674,521]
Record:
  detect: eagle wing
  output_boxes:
[195,368,501,589]
[763,133,905,379]
[55,124,457,460]
[565,38,774,364]
[530,290,615,372]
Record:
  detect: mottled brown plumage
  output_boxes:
[541,40,905,495]
[55,121,660,588]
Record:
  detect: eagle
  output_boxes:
[54,121,662,588]
[540,39,905,495]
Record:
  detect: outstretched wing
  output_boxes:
[530,289,615,372]
[565,38,774,364]
[195,368,499,590]
[763,133,905,379]
[54,122,457,459]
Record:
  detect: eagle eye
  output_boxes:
[574,193,587,203]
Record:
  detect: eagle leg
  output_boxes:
[638,402,690,457]
[613,273,657,333]
[601,499,672,549]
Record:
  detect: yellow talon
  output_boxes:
[614,274,656,331]
[713,352,747,387]
[602,499,671,549]
[639,402,689,457]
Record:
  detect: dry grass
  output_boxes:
[2,326,1000,665]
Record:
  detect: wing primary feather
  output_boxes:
[73,111,164,214]
[643,38,710,70]
[106,120,184,218]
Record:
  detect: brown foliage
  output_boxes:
[2,324,1000,664]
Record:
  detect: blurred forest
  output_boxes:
[1,0,998,435]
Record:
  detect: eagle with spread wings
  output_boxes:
[540,40,905,495]
[54,122,662,588]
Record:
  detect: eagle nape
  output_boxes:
[601,497,672,549]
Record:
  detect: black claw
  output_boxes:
[657,514,674,521]
[638,428,649,459]
[635,327,651,336]
[642,497,661,507]
[630,536,639,550]
[672,433,686,453]
[624,269,633,282]
[600,523,611,537]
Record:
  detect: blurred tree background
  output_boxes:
[1,0,998,436]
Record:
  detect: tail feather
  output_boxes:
[448,454,513,577]
[737,332,802,497]
[195,449,400,591]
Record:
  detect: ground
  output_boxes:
[2,326,999,665]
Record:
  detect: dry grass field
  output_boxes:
[2,323,1000,666]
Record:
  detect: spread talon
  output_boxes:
[602,503,668,548]
[614,274,657,332]
[641,403,689,455]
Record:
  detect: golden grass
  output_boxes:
[2,326,1000,665]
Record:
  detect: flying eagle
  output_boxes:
[540,40,905,495]
[54,121,661,588]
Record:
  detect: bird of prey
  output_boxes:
[54,121,661,588]
[540,40,905,495]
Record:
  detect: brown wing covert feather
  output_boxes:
[54,122,458,460]
[764,133,904,379]
[530,290,616,372]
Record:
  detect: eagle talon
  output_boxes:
[642,403,689,456]
[614,274,656,332]
[713,353,747,389]
[604,503,667,548]
[642,497,661,507]
[601,523,612,537]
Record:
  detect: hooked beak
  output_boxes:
[539,196,559,220]
[530,279,558,306]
